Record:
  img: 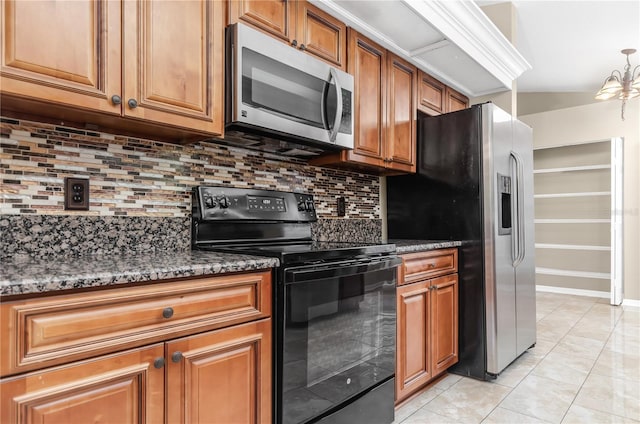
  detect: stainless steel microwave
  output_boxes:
[225,23,354,152]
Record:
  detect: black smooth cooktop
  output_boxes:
[196,241,397,266]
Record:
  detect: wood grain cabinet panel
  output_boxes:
[350,30,387,163]
[296,2,346,69]
[0,271,271,376]
[1,270,273,424]
[229,0,346,70]
[123,0,224,133]
[396,249,459,404]
[386,53,417,173]
[0,344,165,424]
[401,248,458,284]
[1,0,224,138]
[417,70,445,116]
[0,0,122,114]
[396,281,432,403]
[445,86,469,113]
[430,274,459,376]
[228,0,293,43]
[167,319,271,424]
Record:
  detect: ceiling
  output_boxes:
[488,0,640,93]
[312,0,640,97]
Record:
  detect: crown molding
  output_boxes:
[404,0,531,87]
[311,0,531,97]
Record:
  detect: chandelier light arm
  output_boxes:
[595,48,638,121]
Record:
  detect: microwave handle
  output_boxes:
[327,68,343,143]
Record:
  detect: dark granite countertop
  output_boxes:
[0,251,279,297]
[388,239,463,254]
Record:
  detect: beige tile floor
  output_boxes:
[393,292,640,424]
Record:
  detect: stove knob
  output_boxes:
[219,196,230,208]
[204,196,216,208]
[298,201,306,211]
[305,200,315,211]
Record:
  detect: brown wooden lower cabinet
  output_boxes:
[396,250,459,404]
[0,270,273,424]
[167,319,271,424]
[0,344,166,424]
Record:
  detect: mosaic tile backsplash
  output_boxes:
[1,118,382,257]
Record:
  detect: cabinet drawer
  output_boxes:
[0,270,272,377]
[400,248,458,285]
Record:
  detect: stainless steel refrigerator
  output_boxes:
[386,102,536,379]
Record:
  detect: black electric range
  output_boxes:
[192,186,399,424]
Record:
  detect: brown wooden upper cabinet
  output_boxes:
[311,30,416,174]
[418,70,469,116]
[0,0,224,136]
[445,86,469,113]
[228,0,347,70]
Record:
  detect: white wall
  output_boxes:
[520,99,640,302]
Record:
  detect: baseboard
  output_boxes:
[536,285,609,299]
[622,298,640,308]
[536,285,640,307]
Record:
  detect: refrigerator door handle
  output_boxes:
[510,151,526,266]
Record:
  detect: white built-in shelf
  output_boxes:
[535,267,610,280]
[534,192,610,199]
[533,164,611,174]
[534,219,611,224]
[535,243,611,251]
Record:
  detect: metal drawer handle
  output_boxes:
[428,263,436,268]
[171,351,183,363]
[162,307,174,319]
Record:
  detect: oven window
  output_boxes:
[241,48,338,130]
[282,267,396,424]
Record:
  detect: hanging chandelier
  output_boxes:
[595,48,640,120]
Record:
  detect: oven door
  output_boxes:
[280,257,400,424]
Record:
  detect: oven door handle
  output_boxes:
[284,257,402,284]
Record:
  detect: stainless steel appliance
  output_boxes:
[386,103,536,379]
[192,186,399,424]
[225,23,354,155]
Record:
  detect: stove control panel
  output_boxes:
[194,186,317,222]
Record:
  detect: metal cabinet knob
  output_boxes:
[127,98,138,109]
[171,351,183,363]
[299,44,306,51]
[291,39,298,47]
[111,95,122,105]
[162,307,174,319]
[153,357,165,369]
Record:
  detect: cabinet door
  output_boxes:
[166,319,271,424]
[417,71,445,116]
[445,86,468,112]
[122,0,224,134]
[396,280,431,403]
[0,344,164,424]
[296,1,346,70]
[0,0,121,114]
[430,274,459,376]
[347,29,386,167]
[228,0,294,43]
[386,53,416,173]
